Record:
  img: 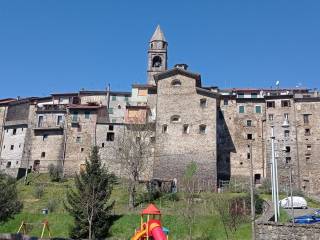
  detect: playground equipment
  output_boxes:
[131,204,169,240]
[17,220,51,238]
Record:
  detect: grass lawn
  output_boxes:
[0,173,252,239]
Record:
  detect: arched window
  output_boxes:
[171,115,181,123]
[171,79,181,87]
[199,124,206,134]
[152,56,162,68]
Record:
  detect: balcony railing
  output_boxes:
[34,122,64,130]
[36,104,66,112]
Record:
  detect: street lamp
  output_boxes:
[270,126,280,222]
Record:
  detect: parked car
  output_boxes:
[314,209,320,216]
[279,196,307,209]
[293,215,320,224]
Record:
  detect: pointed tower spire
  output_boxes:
[147,25,168,85]
[150,25,166,42]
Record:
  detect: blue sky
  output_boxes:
[0,0,319,98]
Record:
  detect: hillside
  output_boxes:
[0,173,251,239]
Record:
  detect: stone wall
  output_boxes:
[153,72,217,188]
[256,222,320,240]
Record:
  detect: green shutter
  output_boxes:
[108,108,114,114]
[112,96,116,101]
[239,106,244,113]
[255,106,261,113]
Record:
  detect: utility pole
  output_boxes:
[249,140,256,239]
[271,126,279,222]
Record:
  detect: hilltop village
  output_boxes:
[0,26,319,195]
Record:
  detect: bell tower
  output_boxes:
[147,25,168,85]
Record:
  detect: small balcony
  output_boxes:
[36,104,67,113]
[34,122,64,131]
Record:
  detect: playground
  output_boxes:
[0,173,252,239]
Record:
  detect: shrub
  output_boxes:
[47,199,58,213]
[33,184,45,199]
[258,179,272,194]
[0,173,23,222]
[244,192,264,214]
[48,164,63,182]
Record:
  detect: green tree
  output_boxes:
[65,146,115,239]
[0,172,23,222]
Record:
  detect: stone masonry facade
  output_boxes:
[0,26,320,194]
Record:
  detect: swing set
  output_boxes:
[17,220,52,238]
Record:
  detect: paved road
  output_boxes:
[284,207,317,218]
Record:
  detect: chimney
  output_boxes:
[174,63,188,70]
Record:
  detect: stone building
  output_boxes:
[152,65,218,188]
[0,25,320,196]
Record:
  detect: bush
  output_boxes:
[47,199,58,213]
[48,164,63,182]
[244,192,264,214]
[33,184,45,199]
[0,173,23,222]
[258,179,272,194]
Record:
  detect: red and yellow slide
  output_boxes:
[130,204,169,240]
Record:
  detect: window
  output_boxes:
[284,130,290,138]
[251,93,258,98]
[21,128,24,132]
[43,134,48,141]
[162,124,168,133]
[108,125,114,131]
[81,148,84,152]
[6,162,11,168]
[307,144,311,151]
[199,124,206,134]
[183,124,189,134]
[107,132,115,141]
[268,114,274,121]
[152,56,162,67]
[12,128,17,135]
[41,152,46,158]
[3,145,5,149]
[38,116,44,127]
[200,98,207,108]
[281,100,291,107]
[303,114,310,124]
[237,93,244,98]
[85,111,90,119]
[77,125,82,132]
[118,105,121,109]
[112,96,116,101]
[285,157,291,164]
[108,108,114,114]
[171,115,181,123]
[247,153,251,159]
[138,89,148,96]
[171,79,181,86]
[284,113,289,120]
[72,112,78,122]
[136,137,141,143]
[267,101,275,108]
[255,106,261,114]
[254,174,261,184]
[305,128,311,136]
[10,145,14,150]
[57,115,63,125]
[285,146,290,153]
[239,106,245,113]
[150,137,156,143]
[247,120,252,127]
[223,99,228,105]
[101,143,105,148]
[125,96,129,102]
[112,119,117,123]
[76,136,81,143]
[306,156,310,163]
[247,134,253,140]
